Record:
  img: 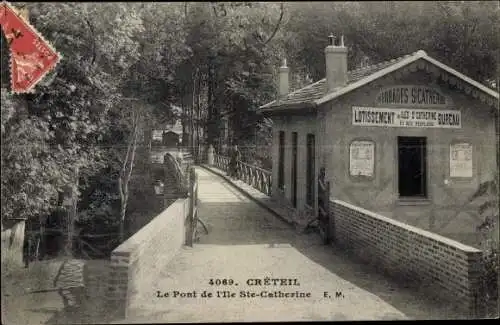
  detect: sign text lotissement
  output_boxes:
[352,106,461,128]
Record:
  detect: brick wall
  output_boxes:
[106,198,189,320]
[330,199,485,317]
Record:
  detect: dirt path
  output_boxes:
[121,168,460,323]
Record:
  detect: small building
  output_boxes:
[162,131,180,148]
[163,119,183,147]
[151,120,184,164]
[258,35,499,246]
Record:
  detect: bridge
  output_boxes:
[103,155,476,323]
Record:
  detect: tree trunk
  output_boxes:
[69,167,79,255]
[195,72,202,162]
[119,181,128,243]
[118,113,140,243]
[118,176,126,243]
[191,73,195,154]
[60,167,79,257]
[39,217,45,259]
[207,56,217,150]
[207,59,213,144]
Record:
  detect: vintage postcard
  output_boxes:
[1,2,499,324]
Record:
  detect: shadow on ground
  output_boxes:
[195,195,470,320]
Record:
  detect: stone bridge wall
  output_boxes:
[330,199,485,318]
[106,198,189,319]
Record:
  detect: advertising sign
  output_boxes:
[352,106,461,128]
[349,140,375,177]
[450,143,473,178]
[376,85,448,108]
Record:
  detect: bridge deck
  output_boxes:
[120,167,453,323]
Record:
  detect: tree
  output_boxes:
[115,100,144,243]
[178,2,288,158]
[283,2,499,85]
[0,2,147,257]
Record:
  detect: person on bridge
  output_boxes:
[228,144,241,178]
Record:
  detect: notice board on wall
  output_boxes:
[450,143,473,178]
[349,140,375,177]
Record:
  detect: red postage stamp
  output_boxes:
[0,2,61,93]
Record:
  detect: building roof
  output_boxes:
[165,119,183,135]
[259,50,499,113]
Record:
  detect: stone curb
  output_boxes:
[199,164,298,229]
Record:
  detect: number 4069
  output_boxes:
[209,279,235,285]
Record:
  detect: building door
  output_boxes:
[291,132,298,208]
[306,134,315,207]
[278,131,285,190]
[398,136,427,198]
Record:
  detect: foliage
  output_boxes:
[1,89,62,221]
[178,2,287,147]
[284,2,499,85]
[77,165,121,230]
[471,175,499,244]
[2,3,154,256]
[469,173,499,307]
[481,247,498,307]
[255,118,273,170]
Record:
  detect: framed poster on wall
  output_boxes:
[349,140,375,177]
[450,142,473,178]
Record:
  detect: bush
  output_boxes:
[481,247,498,300]
[471,175,499,313]
[469,173,499,315]
[479,244,499,317]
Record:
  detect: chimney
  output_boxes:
[325,34,348,92]
[278,58,289,99]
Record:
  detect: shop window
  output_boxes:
[278,131,285,190]
[398,136,427,198]
[306,133,315,206]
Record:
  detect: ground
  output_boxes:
[1,258,108,325]
[119,167,465,323]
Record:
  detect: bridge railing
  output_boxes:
[214,154,230,173]
[214,154,272,196]
[185,167,199,247]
